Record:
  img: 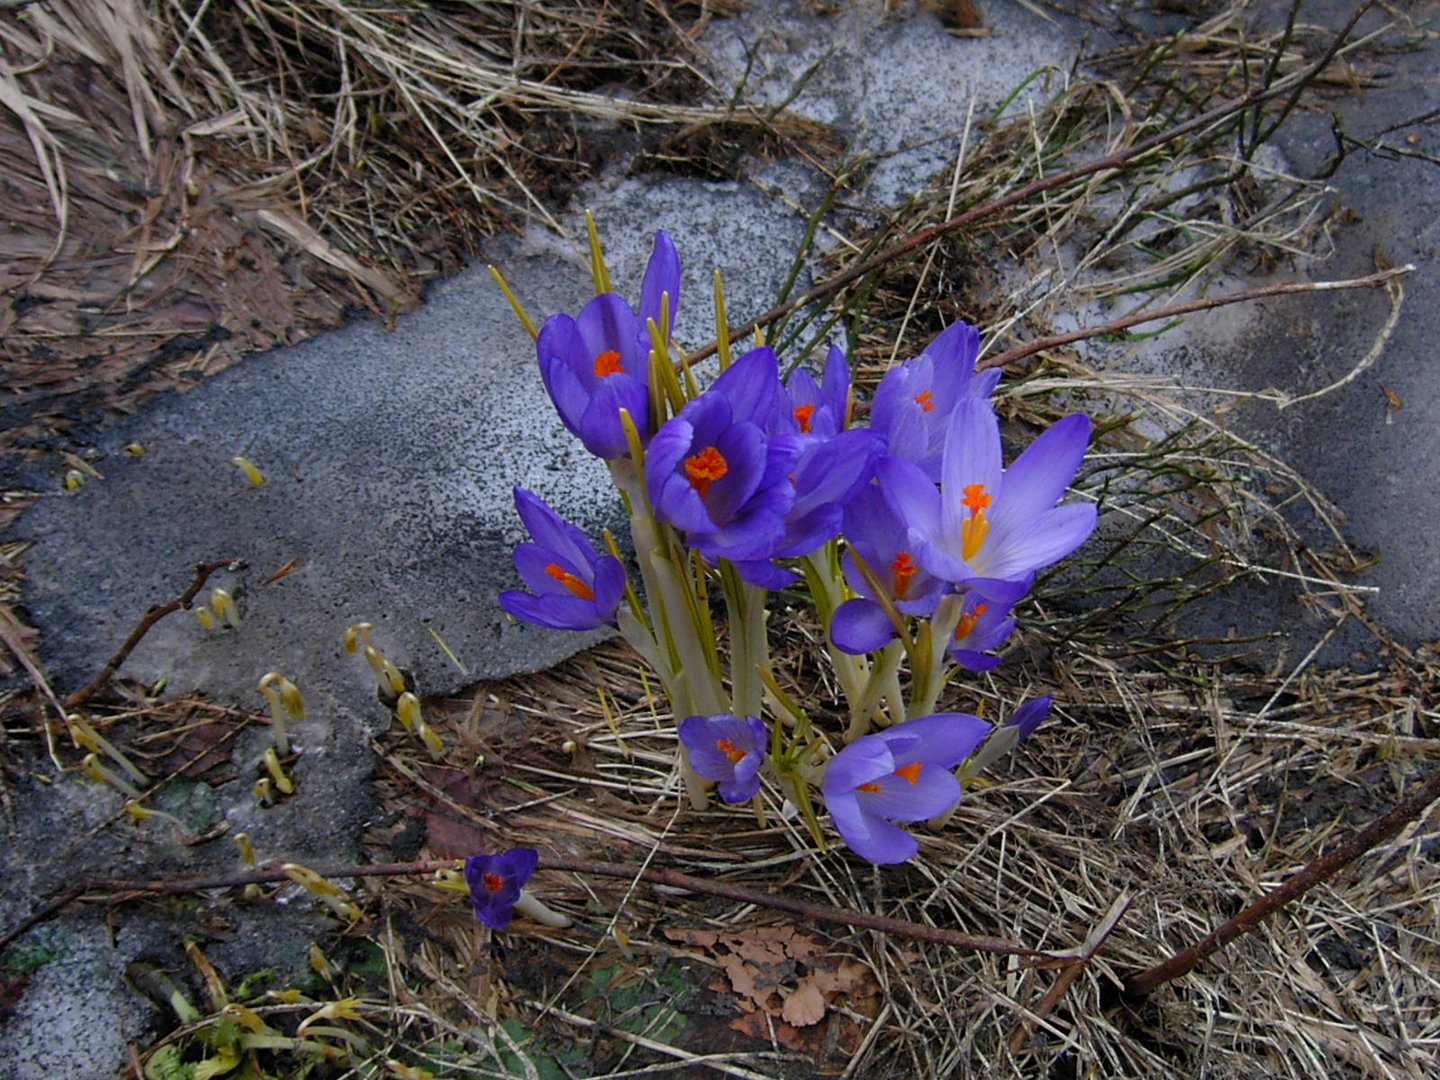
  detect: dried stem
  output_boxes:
[1123,767,1440,1000]
[2,854,1054,960]
[65,558,239,708]
[981,266,1413,371]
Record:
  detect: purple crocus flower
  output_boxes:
[870,321,1001,480]
[678,714,769,802]
[946,576,1031,671]
[1008,695,1052,741]
[498,488,626,631]
[821,713,992,865]
[646,346,799,563]
[883,399,1096,585]
[829,483,947,654]
[464,847,539,929]
[535,231,680,458]
[771,343,851,440]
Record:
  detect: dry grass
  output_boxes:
[1,2,1437,1078]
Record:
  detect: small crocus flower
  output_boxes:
[946,576,1031,671]
[869,321,1001,480]
[464,848,539,930]
[829,483,946,654]
[1008,694,1052,741]
[771,343,851,440]
[883,399,1096,585]
[646,346,798,563]
[678,714,768,802]
[535,231,680,459]
[499,488,625,631]
[821,712,992,864]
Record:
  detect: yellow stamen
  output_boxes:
[954,602,988,643]
[960,483,991,561]
[545,563,595,600]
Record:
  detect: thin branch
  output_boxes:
[980,266,1413,371]
[65,558,239,708]
[1123,767,1440,1000]
[2,855,1057,960]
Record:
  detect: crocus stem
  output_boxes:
[910,594,964,718]
[801,548,868,722]
[719,561,767,718]
[515,890,571,929]
[847,641,903,742]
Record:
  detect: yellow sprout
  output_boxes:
[82,753,142,799]
[395,692,421,732]
[298,996,364,1034]
[232,456,265,486]
[261,746,294,794]
[124,800,152,822]
[416,721,444,756]
[233,832,256,866]
[257,672,302,756]
[221,1002,269,1034]
[308,945,339,981]
[210,588,239,629]
[124,442,145,456]
[253,777,274,805]
[342,622,372,654]
[194,606,216,629]
[63,469,86,491]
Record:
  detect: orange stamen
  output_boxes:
[594,349,624,377]
[684,445,729,497]
[890,551,917,599]
[794,403,816,433]
[716,738,746,764]
[914,389,935,412]
[894,762,923,785]
[545,563,595,600]
[482,873,504,892]
[953,602,988,643]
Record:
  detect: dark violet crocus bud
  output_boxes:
[1007,694,1052,742]
[464,847,539,929]
[678,714,769,802]
[646,346,798,564]
[498,488,626,631]
[820,713,991,865]
[870,321,1000,480]
[535,231,680,459]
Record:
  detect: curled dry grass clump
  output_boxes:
[0,0,770,453]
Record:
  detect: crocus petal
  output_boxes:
[1008,695,1053,742]
[499,589,607,631]
[710,346,780,428]
[464,847,539,929]
[826,793,920,865]
[857,760,962,822]
[639,230,681,337]
[513,489,593,571]
[731,558,800,590]
[989,413,1091,536]
[939,399,1003,541]
[884,712,993,768]
[830,597,899,654]
[981,502,1097,581]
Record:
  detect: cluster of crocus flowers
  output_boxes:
[487,222,1095,870]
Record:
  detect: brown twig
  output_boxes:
[1123,767,1440,1000]
[1,855,1054,960]
[980,266,1413,371]
[64,558,239,708]
[685,0,1377,365]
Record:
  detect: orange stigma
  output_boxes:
[890,551,917,599]
[482,873,504,892]
[894,762,923,785]
[794,403,816,433]
[716,738,746,763]
[960,483,991,561]
[594,349,624,377]
[954,602,988,643]
[856,781,883,793]
[545,563,595,600]
[914,389,935,413]
[685,445,729,497]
